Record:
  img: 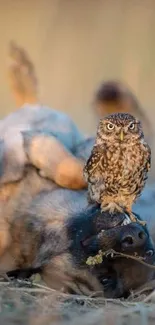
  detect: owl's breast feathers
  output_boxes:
[84,139,151,199]
[143,141,151,172]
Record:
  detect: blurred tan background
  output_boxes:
[0,0,155,135]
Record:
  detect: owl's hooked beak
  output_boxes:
[120,129,124,141]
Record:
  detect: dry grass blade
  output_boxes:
[87,248,155,269]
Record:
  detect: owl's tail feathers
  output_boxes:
[7,41,38,107]
[94,80,151,135]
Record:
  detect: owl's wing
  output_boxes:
[143,142,151,171]
[83,145,105,182]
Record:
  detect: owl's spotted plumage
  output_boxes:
[84,113,151,225]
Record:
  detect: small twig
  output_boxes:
[0,281,13,286]
[87,249,155,270]
[110,250,155,270]
[0,272,11,282]
[17,280,54,292]
[7,287,52,294]
[129,280,155,299]
[143,289,155,303]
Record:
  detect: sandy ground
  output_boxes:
[0,276,155,325]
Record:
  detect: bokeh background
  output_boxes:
[0,3,155,323]
[0,0,155,136]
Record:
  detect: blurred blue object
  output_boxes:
[133,183,155,240]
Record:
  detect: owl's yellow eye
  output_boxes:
[129,123,135,130]
[106,123,115,131]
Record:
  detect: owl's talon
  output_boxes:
[100,202,123,214]
[128,212,147,226]
[100,205,109,213]
[137,219,147,227]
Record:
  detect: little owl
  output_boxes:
[83,113,151,225]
